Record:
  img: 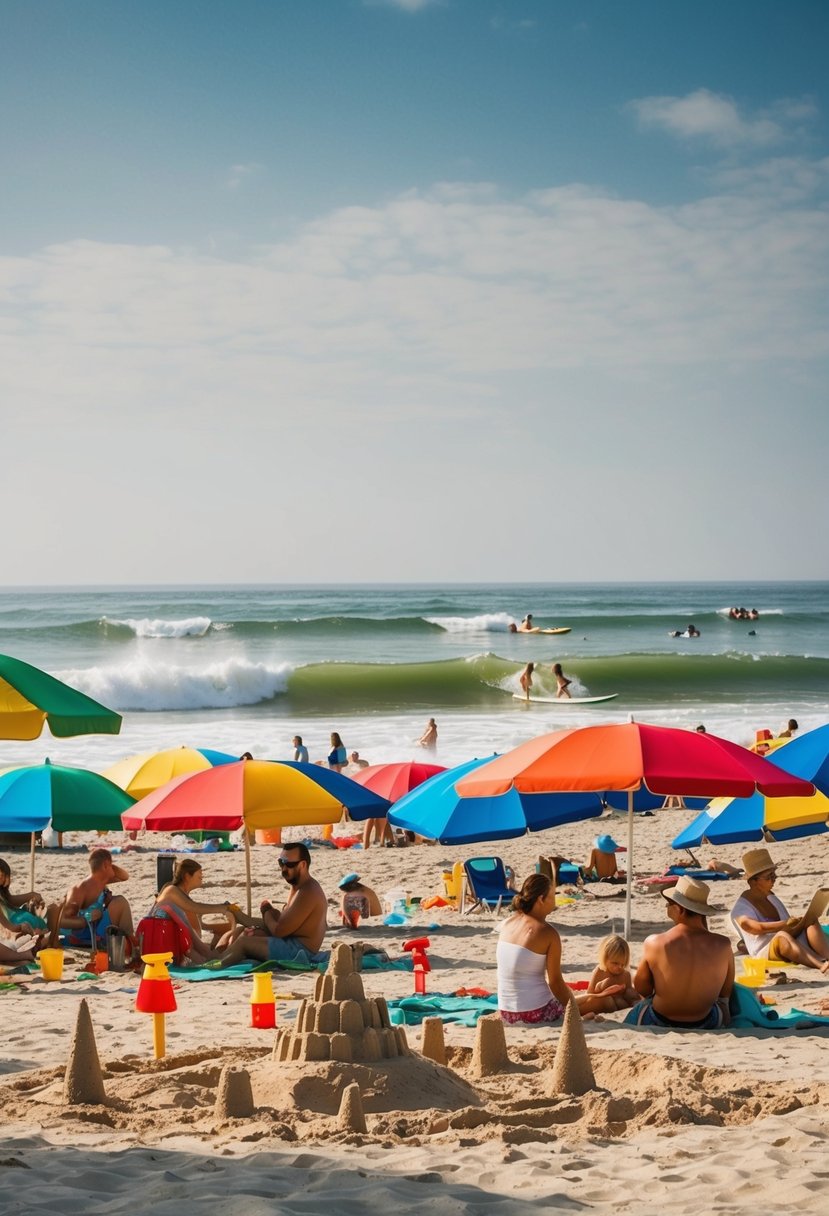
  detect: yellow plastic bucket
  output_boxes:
[39,948,65,982]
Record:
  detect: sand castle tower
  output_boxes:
[253,942,479,1118]
[547,999,596,1096]
[272,942,410,1064]
[64,998,107,1106]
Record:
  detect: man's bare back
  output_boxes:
[636,921,734,1022]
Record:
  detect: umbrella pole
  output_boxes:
[29,831,36,895]
[624,790,634,939]
[244,829,252,917]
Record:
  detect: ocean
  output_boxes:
[1,582,826,773]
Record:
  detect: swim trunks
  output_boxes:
[265,935,325,966]
[63,890,112,946]
[499,997,565,1026]
[629,997,729,1029]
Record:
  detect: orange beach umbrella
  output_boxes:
[456,722,814,936]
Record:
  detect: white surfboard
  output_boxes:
[512,693,619,705]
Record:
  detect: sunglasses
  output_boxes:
[278,858,302,870]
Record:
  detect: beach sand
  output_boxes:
[3,812,829,1214]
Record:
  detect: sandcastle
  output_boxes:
[252,942,479,1117]
[272,942,410,1064]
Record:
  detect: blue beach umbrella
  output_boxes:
[672,723,829,849]
[388,755,603,845]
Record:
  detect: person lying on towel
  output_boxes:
[629,876,734,1029]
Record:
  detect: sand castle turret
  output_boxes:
[63,998,107,1105]
[338,1081,367,1133]
[215,1065,255,1120]
[421,1016,447,1066]
[273,942,410,1064]
[471,1013,510,1077]
[547,999,596,1096]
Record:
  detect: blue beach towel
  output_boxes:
[666,867,733,882]
[169,952,414,982]
[387,993,499,1027]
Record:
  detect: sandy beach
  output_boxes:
[3,810,829,1214]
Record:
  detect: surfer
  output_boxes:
[518,614,540,633]
[551,663,572,699]
[519,663,534,701]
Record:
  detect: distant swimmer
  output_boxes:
[518,614,541,634]
[418,717,438,751]
[778,718,799,739]
[552,662,572,699]
[519,662,534,701]
[669,623,700,638]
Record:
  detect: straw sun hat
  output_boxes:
[742,847,777,881]
[661,874,719,917]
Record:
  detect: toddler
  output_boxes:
[587,934,639,1011]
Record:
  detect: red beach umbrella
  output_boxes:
[350,761,446,805]
[456,722,814,936]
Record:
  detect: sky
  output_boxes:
[1,0,828,584]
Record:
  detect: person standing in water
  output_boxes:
[418,718,438,751]
[519,662,534,701]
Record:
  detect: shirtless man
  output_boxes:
[219,842,328,966]
[631,876,734,1028]
[518,614,540,633]
[47,847,134,944]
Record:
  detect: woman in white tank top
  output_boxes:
[497,873,614,1023]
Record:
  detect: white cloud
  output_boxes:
[225,162,264,191]
[629,88,817,148]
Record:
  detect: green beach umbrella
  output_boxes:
[0,653,122,740]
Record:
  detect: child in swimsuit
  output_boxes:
[587,935,639,1011]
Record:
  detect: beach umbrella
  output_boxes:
[388,755,603,845]
[103,746,237,800]
[0,653,121,740]
[0,758,136,888]
[455,723,814,937]
[349,760,446,806]
[122,760,390,912]
[671,723,829,849]
[671,790,829,850]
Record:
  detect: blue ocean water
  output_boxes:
[1,582,826,772]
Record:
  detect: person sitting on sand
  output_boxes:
[584,834,626,882]
[630,876,734,1028]
[587,934,639,1012]
[730,848,829,972]
[153,858,237,962]
[497,873,618,1023]
[338,873,382,929]
[0,857,47,939]
[551,662,572,699]
[219,843,328,967]
[47,847,135,946]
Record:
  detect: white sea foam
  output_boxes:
[54,657,292,710]
[103,616,214,638]
[427,612,516,633]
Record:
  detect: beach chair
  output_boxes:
[462,857,514,916]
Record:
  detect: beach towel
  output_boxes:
[169,952,414,981]
[666,866,733,882]
[388,993,499,1027]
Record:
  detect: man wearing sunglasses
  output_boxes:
[219,842,328,968]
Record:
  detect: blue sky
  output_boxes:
[2,0,828,582]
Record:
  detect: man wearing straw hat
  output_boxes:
[630,875,734,1028]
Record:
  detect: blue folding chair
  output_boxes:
[462,857,514,915]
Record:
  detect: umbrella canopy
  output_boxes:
[672,723,829,849]
[388,755,603,845]
[349,761,446,806]
[456,722,814,936]
[671,789,829,850]
[122,759,390,833]
[0,653,122,740]
[104,746,237,800]
[0,759,135,833]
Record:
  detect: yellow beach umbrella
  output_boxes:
[104,746,236,800]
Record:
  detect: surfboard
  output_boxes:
[539,627,571,635]
[512,693,618,705]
